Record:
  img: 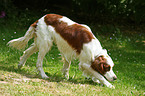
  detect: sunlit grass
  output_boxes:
[0,21,145,95]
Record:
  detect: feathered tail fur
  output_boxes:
[7,26,36,50]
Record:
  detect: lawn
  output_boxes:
[0,20,145,96]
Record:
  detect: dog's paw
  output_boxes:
[65,74,69,80]
[41,74,49,79]
[40,72,49,79]
[18,63,23,69]
[108,84,115,89]
[92,77,101,84]
[62,73,69,80]
[61,70,69,80]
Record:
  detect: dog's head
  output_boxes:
[91,50,117,81]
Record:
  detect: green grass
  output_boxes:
[0,20,145,96]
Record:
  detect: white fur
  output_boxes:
[8,14,117,88]
[59,16,76,26]
[80,63,115,88]
[7,26,35,50]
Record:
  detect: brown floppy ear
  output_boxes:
[91,58,105,75]
[91,56,110,75]
[91,58,100,71]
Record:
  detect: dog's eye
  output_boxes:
[104,65,111,71]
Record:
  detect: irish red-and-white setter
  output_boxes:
[8,14,117,88]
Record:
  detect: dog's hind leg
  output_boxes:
[18,43,38,69]
[36,44,52,79]
[61,58,71,79]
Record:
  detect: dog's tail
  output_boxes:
[7,21,38,50]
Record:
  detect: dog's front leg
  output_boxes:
[81,63,115,89]
[61,59,71,79]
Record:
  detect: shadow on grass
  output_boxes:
[0,48,98,88]
[44,71,98,86]
[0,52,99,87]
[0,35,145,89]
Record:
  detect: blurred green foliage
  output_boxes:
[0,0,145,25]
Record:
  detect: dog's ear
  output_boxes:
[91,56,103,74]
[91,58,99,71]
[91,56,110,75]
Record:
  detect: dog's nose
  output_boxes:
[113,76,117,80]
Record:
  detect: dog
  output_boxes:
[7,14,117,88]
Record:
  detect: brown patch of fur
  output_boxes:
[44,14,63,25]
[91,56,111,75]
[31,20,38,28]
[44,14,94,54]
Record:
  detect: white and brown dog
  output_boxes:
[8,14,117,88]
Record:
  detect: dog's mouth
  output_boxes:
[104,72,117,81]
[106,76,117,81]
